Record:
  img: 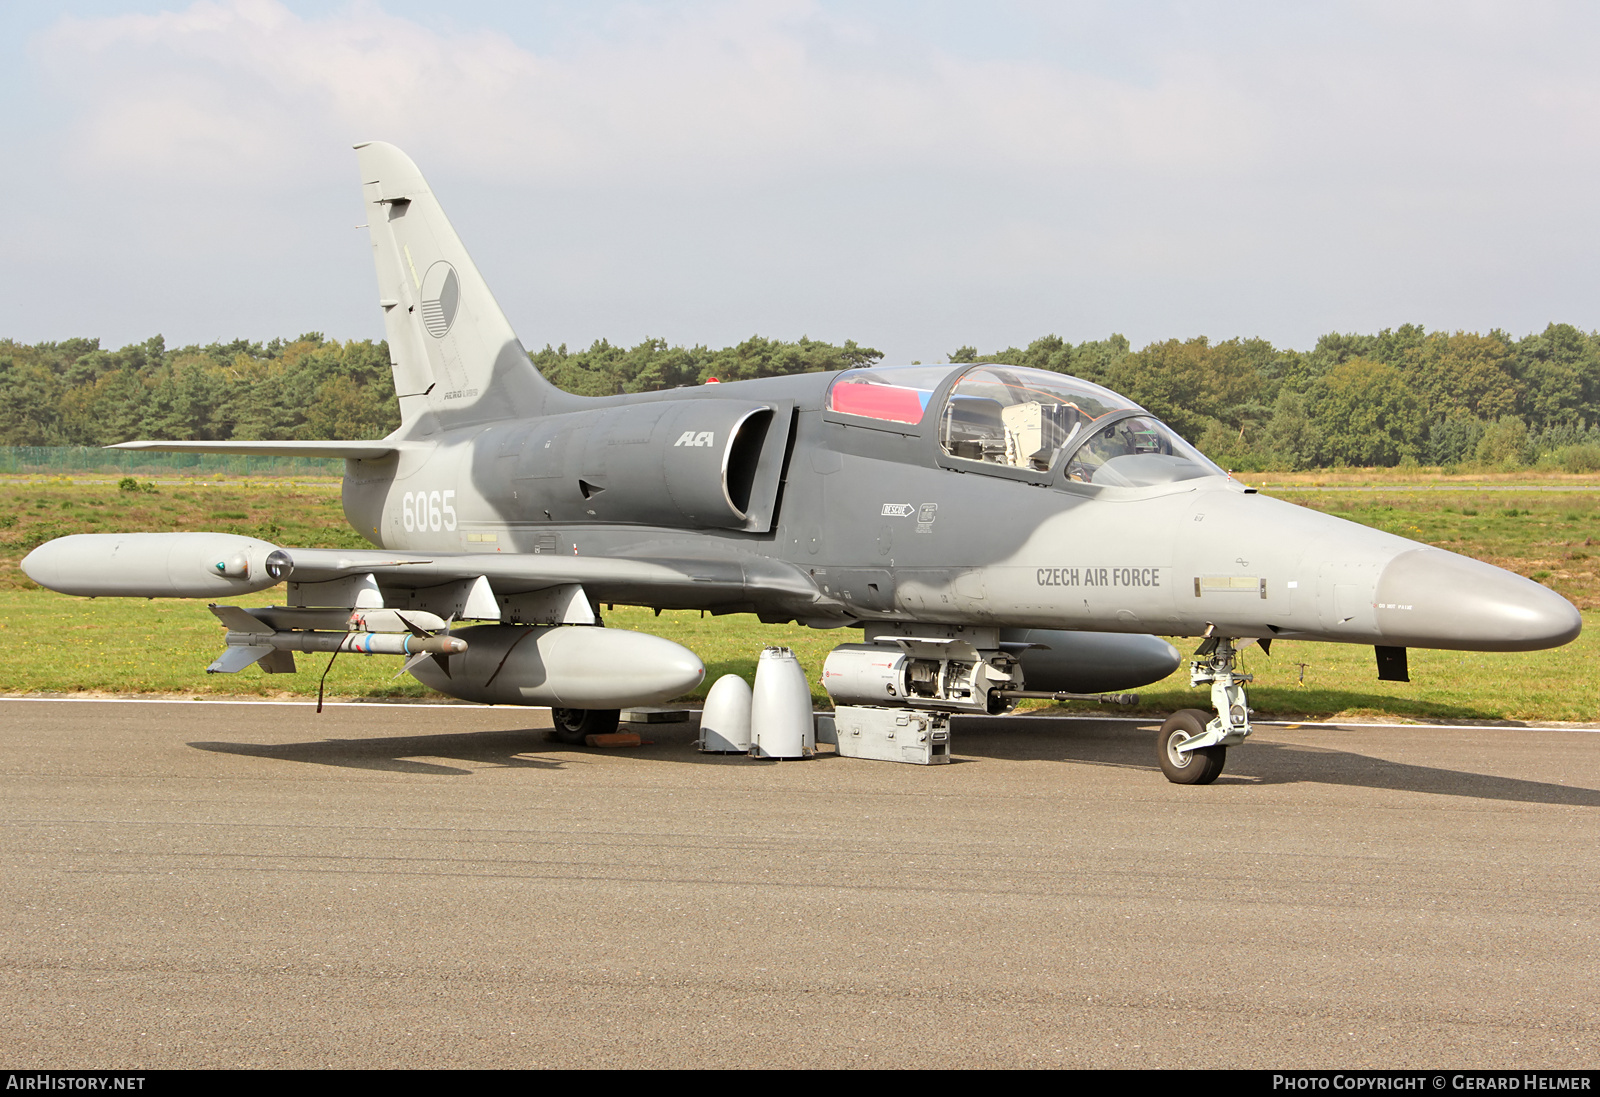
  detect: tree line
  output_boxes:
[3,324,1599,470]
[953,323,1600,471]
[0,334,397,448]
[0,333,882,450]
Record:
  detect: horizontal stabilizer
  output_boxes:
[109,440,397,460]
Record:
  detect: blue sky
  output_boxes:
[3,1,1598,363]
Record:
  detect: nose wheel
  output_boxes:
[549,707,621,745]
[1156,633,1253,784]
[1157,709,1227,784]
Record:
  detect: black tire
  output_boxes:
[1157,708,1226,785]
[549,708,621,745]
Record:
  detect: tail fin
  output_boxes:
[356,141,573,435]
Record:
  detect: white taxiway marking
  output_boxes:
[0,696,514,710]
[1,696,1595,732]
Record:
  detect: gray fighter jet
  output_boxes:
[23,142,1582,783]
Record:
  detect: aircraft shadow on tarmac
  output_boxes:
[955,716,1600,807]
[190,728,575,777]
[192,717,1600,807]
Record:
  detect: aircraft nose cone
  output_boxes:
[1374,548,1582,651]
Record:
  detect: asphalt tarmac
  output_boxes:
[2,698,1596,1069]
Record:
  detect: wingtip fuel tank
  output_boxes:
[23,533,292,598]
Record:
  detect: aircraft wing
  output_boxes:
[284,545,819,605]
[21,532,827,619]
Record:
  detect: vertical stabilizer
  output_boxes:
[355,142,572,434]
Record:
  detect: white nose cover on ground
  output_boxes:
[750,647,813,759]
[699,673,753,753]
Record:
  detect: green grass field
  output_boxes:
[2,472,1596,721]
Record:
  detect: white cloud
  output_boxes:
[34,0,1263,189]
[13,0,1600,354]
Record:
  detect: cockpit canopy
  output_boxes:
[826,365,954,424]
[826,363,1225,488]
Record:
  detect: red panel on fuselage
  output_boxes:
[829,382,926,423]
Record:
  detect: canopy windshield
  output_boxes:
[938,365,1138,471]
[937,364,1225,487]
[1063,415,1225,487]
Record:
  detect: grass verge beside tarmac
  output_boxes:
[4,591,1594,724]
[1,472,1597,722]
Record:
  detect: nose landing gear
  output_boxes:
[1157,634,1253,785]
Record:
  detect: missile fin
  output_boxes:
[209,604,275,634]
[258,648,296,674]
[207,645,276,674]
[396,651,435,679]
[392,611,431,639]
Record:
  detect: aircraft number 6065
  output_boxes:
[402,489,457,532]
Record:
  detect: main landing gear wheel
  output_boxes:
[1157,709,1227,785]
[549,708,621,745]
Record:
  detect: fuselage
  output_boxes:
[342,363,1581,653]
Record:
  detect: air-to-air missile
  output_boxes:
[203,604,467,674]
[23,142,1582,781]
